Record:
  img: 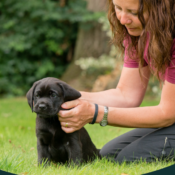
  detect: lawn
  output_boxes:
[0,97,174,175]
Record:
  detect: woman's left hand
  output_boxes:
[58,99,95,133]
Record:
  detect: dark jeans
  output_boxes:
[100,124,175,163]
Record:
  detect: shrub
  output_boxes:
[0,0,102,96]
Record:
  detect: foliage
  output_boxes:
[75,46,117,76]
[75,15,123,88]
[145,76,162,99]
[0,0,102,96]
[75,15,119,77]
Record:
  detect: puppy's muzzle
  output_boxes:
[39,104,47,110]
[34,102,59,118]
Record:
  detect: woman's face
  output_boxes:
[113,0,148,36]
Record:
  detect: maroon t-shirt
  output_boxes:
[124,38,175,84]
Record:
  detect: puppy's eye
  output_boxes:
[35,94,40,98]
[50,92,57,98]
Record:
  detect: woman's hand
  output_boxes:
[58,99,95,133]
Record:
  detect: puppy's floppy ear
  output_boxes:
[26,80,41,112]
[58,83,81,102]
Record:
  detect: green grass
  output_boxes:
[0,98,174,175]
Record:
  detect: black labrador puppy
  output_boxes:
[26,77,100,165]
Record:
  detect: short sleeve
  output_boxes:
[124,49,139,68]
[164,39,175,84]
[123,39,147,68]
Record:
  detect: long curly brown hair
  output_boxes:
[108,0,175,80]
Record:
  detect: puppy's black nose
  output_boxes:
[39,104,47,110]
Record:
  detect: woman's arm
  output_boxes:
[59,66,165,133]
[58,65,175,133]
[80,66,150,108]
[97,80,175,128]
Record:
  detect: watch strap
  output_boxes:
[100,106,108,126]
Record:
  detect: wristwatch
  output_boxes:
[100,106,109,126]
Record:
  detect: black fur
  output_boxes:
[26,77,100,165]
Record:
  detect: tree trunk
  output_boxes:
[61,0,111,89]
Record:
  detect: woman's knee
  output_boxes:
[100,142,121,158]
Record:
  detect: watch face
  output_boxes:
[100,120,107,126]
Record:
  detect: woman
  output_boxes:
[58,0,175,163]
